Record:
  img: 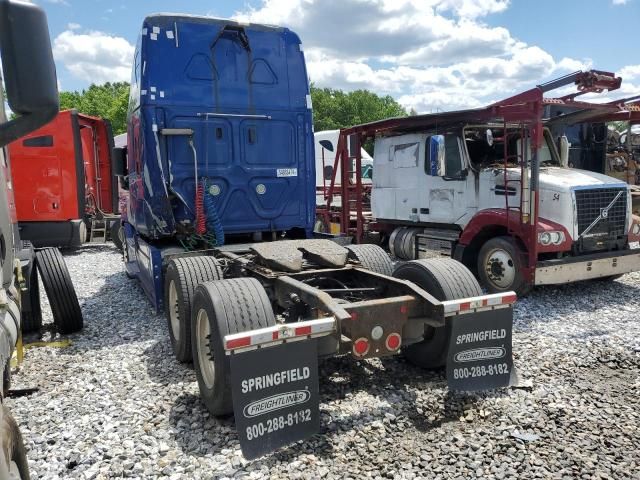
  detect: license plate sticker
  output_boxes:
[230,340,319,460]
[277,168,298,177]
[446,308,513,391]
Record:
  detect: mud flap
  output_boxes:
[230,339,320,460]
[446,307,513,391]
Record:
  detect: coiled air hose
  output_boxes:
[203,180,225,246]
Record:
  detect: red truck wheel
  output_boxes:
[393,258,482,369]
[164,256,223,363]
[191,278,276,416]
[35,248,83,334]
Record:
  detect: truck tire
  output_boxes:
[1,405,30,480]
[477,236,530,295]
[3,361,10,395]
[110,221,124,251]
[191,278,276,416]
[165,256,223,363]
[18,242,42,334]
[35,248,83,334]
[21,267,42,334]
[389,227,420,260]
[388,227,404,259]
[393,258,482,369]
[346,244,394,276]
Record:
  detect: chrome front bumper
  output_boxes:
[535,247,640,285]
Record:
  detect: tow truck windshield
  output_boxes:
[464,126,559,170]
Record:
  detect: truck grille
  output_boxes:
[575,187,627,241]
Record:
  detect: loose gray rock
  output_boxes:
[5,246,640,478]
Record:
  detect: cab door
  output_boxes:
[419,134,469,224]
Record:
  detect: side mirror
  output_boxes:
[0,0,59,147]
[112,147,128,177]
[559,135,570,167]
[427,135,445,176]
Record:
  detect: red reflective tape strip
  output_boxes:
[294,325,312,336]
[226,337,251,350]
[459,302,471,311]
[502,294,517,304]
[272,331,279,341]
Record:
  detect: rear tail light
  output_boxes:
[353,337,370,357]
[385,333,402,351]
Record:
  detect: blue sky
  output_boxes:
[35,0,640,112]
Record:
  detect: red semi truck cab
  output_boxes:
[9,109,118,247]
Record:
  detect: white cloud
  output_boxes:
[53,30,134,84]
[619,64,640,81]
[67,22,81,30]
[556,57,592,72]
[234,0,598,111]
[45,0,70,5]
[434,0,510,17]
[612,0,629,5]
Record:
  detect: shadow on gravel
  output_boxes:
[142,340,197,386]
[48,268,166,353]
[169,392,237,457]
[165,352,512,463]
[60,243,118,256]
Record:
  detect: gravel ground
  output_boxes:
[6,246,640,479]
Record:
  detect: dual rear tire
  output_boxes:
[191,278,276,416]
[393,258,482,369]
[164,257,223,363]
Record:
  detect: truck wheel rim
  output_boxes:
[485,248,516,289]
[168,281,180,341]
[196,309,215,389]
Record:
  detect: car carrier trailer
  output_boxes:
[322,70,640,295]
[544,98,640,215]
[118,14,517,459]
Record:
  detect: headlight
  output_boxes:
[538,232,552,245]
[538,230,565,246]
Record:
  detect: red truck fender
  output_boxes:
[453,209,572,281]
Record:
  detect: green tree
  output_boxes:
[59,82,130,134]
[310,86,407,132]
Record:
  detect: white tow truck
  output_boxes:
[325,70,640,294]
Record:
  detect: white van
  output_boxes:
[315,129,373,206]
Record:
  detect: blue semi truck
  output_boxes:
[117,14,518,459]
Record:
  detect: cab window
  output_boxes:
[444,135,463,177]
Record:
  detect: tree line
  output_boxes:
[57,83,408,135]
